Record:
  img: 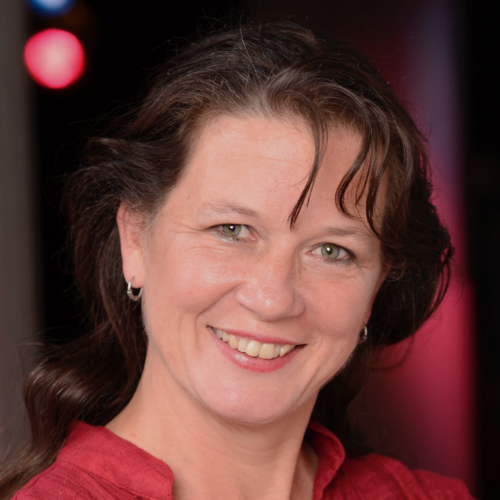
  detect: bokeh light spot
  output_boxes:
[28,0,76,17]
[24,29,86,89]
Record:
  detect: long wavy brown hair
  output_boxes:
[0,21,452,498]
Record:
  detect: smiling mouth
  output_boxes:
[211,327,296,360]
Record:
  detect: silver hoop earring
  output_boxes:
[127,276,143,302]
[358,325,368,345]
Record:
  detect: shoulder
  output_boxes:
[307,421,475,499]
[12,461,107,500]
[12,421,174,500]
[308,421,475,499]
[11,458,137,500]
[337,453,475,499]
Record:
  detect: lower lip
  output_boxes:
[208,327,300,373]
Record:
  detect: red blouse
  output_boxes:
[13,421,473,499]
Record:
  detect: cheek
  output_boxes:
[144,242,248,320]
[306,275,374,327]
[302,274,379,372]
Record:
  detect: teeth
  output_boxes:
[214,328,296,360]
[259,343,275,359]
[280,345,291,357]
[245,340,261,357]
[237,339,248,352]
[274,344,280,358]
[228,334,238,349]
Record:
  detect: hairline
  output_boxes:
[143,105,380,236]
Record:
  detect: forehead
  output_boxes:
[159,114,383,242]
[180,115,362,210]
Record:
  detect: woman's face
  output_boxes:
[119,115,386,425]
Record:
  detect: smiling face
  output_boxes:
[119,115,386,425]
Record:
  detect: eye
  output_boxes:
[212,224,252,241]
[221,224,243,237]
[312,243,350,262]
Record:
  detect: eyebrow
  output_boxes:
[199,201,260,218]
[199,201,374,240]
[320,225,375,243]
[320,226,365,237]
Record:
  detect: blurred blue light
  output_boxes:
[28,0,76,17]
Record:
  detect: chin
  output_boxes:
[211,403,292,427]
[193,381,308,427]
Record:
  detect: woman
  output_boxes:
[1,21,472,499]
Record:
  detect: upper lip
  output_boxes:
[210,326,300,346]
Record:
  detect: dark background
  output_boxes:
[29,0,499,497]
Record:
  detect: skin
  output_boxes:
[109,115,387,500]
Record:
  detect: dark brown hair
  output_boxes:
[0,21,452,497]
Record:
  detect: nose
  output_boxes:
[234,249,304,321]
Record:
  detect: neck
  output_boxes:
[107,358,318,500]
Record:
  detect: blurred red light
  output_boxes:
[24,29,85,89]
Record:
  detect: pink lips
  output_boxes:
[211,327,299,346]
[208,326,300,373]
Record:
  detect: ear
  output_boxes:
[116,203,146,288]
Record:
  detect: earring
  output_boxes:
[358,325,368,345]
[126,276,143,301]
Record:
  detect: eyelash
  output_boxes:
[211,224,355,265]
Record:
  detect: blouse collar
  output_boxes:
[59,419,345,499]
